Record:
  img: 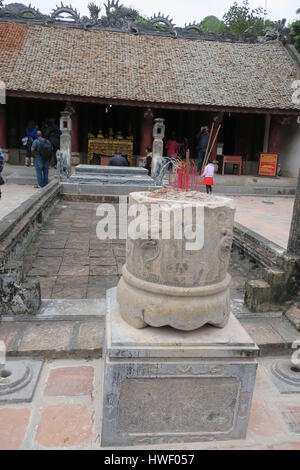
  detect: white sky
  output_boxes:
[19,0,300,26]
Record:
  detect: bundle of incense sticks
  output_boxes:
[173,164,202,191]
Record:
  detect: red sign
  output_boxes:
[258,153,278,177]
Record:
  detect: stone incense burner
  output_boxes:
[117,190,236,331]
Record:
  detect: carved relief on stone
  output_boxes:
[126,238,161,284]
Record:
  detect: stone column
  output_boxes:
[288,167,300,256]
[0,104,8,161]
[139,108,153,156]
[57,110,72,179]
[151,118,165,178]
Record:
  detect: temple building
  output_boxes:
[0,2,300,176]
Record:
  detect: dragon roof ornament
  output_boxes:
[0,1,291,44]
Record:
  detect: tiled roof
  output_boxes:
[0,22,299,111]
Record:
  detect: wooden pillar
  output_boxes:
[0,104,7,149]
[263,114,271,153]
[71,105,79,153]
[288,167,300,256]
[268,116,282,154]
[140,108,153,156]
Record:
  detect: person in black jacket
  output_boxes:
[196,126,210,172]
[109,151,128,167]
[144,146,152,176]
[43,118,61,168]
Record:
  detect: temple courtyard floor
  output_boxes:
[0,186,299,449]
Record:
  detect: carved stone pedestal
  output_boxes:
[101,288,258,447]
[117,191,236,331]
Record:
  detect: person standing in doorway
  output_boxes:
[196,125,210,173]
[109,151,128,167]
[144,145,152,176]
[24,120,39,167]
[31,131,52,188]
[165,131,179,158]
[43,118,61,168]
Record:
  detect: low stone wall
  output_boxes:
[233,222,300,311]
[0,179,60,268]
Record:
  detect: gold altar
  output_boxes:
[88,130,134,165]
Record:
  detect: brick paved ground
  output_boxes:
[0,357,300,450]
[24,201,124,300]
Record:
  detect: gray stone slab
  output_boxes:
[75,165,148,176]
[101,288,258,446]
[70,174,154,185]
[269,317,300,345]
[61,182,158,196]
[106,289,258,359]
[0,359,43,404]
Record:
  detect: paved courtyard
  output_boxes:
[24,201,124,300]
[233,196,294,249]
[1,194,299,450]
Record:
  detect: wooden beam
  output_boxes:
[5,90,300,116]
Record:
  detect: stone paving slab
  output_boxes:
[233,196,294,249]
[0,319,104,359]
[240,317,300,355]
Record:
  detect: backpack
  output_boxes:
[39,137,52,161]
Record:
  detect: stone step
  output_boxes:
[0,299,105,359]
[240,316,300,355]
[61,181,158,196]
[69,174,154,185]
[0,318,104,359]
[1,299,106,322]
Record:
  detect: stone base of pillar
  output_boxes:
[71,152,81,166]
[117,266,231,330]
[101,288,258,447]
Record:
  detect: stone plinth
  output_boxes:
[101,288,258,447]
[117,190,236,331]
[69,165,155,186]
